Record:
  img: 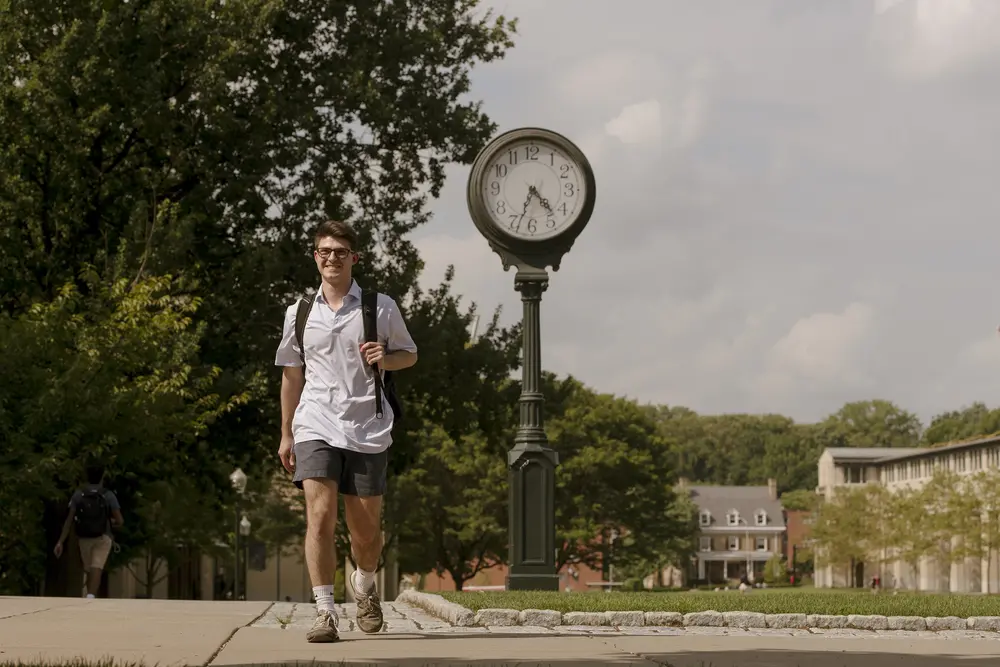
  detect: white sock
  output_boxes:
[312,585,335,614]
[353,567,376,593]
[86,593,95,599]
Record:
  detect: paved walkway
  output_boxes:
[3,596,1000,666]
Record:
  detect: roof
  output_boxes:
[686,485,785,528]
[824,435,1000,465]
[825,447,925,460]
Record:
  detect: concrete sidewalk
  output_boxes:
[3,596,1000,667]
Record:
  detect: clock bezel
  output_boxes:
[467,127,596,265]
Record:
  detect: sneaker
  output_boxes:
[351,573,384,633]
[306,609,340,643]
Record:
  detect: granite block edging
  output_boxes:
[399,594,1000,634]
[394,590,476,627]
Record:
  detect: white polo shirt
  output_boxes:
[274,280,417,454]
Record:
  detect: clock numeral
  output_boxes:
[546,213,556,228]
[527,218,537,234]
[508,215,521,232]
[508,150,518,165]
[558,202,568,216]
[496,200,506,214]
[525,145,539,161]
[494,164,507,178]
[549,152,555,166]
[564,182,575,197]
[489,181,500,196]
[559,164,570,179]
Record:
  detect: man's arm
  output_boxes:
[281,366,306,438]
[381,350,417,371]
[56,507,74,546]
[378,296,418,372]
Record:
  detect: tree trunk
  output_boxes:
[448,569,468,592]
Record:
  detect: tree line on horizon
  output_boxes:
[4,0,1000,596]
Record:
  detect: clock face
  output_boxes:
[481,138,586,241]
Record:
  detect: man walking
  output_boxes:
[54,463,124,598]
[275,220,417,643]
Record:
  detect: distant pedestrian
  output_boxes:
[54,463,124,598]
[275,220,418,643]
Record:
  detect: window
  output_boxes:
[727,536,739,551]
[910,461,919,478]
[923,459,932,476]
[700,537,712,552]
[973,450,983,470]
[699,511,712,527]
[886,466,894,483]
[845,465,866,484]
[727,510,740,526]
[755,510,767,526]
[957,453,967,473]
[755,537,767,552]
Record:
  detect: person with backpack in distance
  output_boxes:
[274,220,417,643]
[54,463,124,598]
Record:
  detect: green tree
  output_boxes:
[809,487,871,586]
[1,0,520,590]
[387,425,508,591]
[0,275,252,595]
[817,400,922,449]
[763,553,787,585]
[923,403,1000,445]
[545,378,697,576]
[780,489,820,512]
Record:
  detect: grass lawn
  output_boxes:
[439,587,1000,618]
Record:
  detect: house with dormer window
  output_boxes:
[679,478,787,583]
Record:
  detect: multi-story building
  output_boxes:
[679,479,786,584]
[814,435,1000,592]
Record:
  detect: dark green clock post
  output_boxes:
[466,127,596,591]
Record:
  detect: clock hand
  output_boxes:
[528,185,552,215]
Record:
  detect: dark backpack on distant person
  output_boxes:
[74,487,109,538]
[294,288,404,425]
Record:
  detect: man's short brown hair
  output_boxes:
[314,220,359,250]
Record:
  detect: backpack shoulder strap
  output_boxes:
[360,288,385,418]
[295,294,315,366]
[361,289,378,343]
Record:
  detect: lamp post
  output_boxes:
[239,514,251,600]
[466,128,596,591]
[229,468,248,600]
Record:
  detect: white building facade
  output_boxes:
[815,436,1000,592]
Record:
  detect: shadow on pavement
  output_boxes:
[210,653,1000,667]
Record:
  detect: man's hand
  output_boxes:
[360,341,385,366]
[53,541,64,558]
[279,435,296,474]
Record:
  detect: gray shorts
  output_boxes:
[292,440,388,497]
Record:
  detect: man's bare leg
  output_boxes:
[86,568,102,597]
[303,478,340,643]
[344,495,384,633]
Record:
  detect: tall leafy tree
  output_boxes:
[817,400,922,449]
[923,403,1000,445]
[1,0,519,590]
[544,377,697,574]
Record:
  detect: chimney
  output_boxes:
[767,478,778,501]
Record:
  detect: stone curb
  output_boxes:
[401,593,1000,633]
[395,590,476,627]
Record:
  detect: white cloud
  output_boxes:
[871,0,1000,79]
[768,302,875,382]
[605,99,662,145]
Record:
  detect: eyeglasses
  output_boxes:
[315,247,352,260]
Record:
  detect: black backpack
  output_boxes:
[74,487,109,538]
[294,288,403,424]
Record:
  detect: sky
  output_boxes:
[411,0,1000,426]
